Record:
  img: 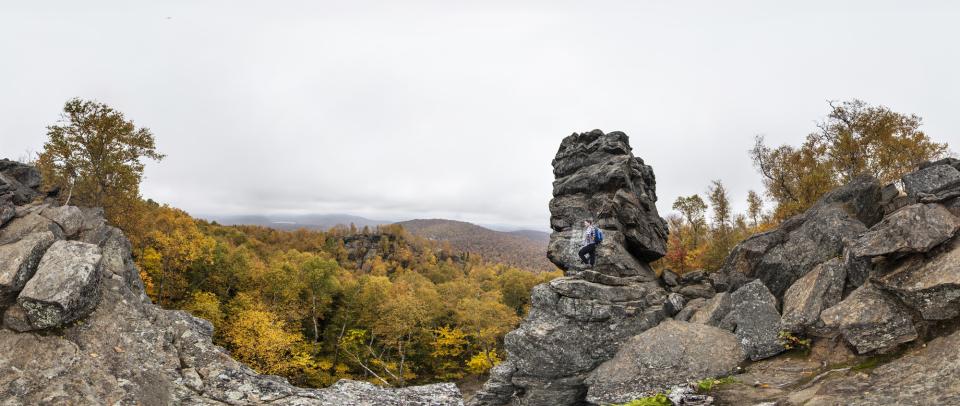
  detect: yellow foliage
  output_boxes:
[466,349,501,375]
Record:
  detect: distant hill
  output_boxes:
[205,213,387,231]
[395,219,556,273]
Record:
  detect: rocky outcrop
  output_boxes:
[471,130,669,406]
[0,162,462,405]
[719,175,881,299]
[584,320,745,404]
[849,203,960,258]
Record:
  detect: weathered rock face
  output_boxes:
[584,320,746,404]
[819,283,918,354]
[780,257,846,335]
[471,131,669,406]
[720,175,881,299]
[876,237,960,320]
[0,163,462,405]
[902,163,960,200]
[849,203,960,258]
[690,291,732,327]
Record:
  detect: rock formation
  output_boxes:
[471,130,671,406]
[0,160,463,405]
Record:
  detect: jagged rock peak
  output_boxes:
[548,129,668,279]
[0,161,463,405]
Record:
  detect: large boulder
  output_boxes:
[901,163,960,200]
[39,205,84,238]
[5,240,103,331]
[819,283,918,353]
[0,231,56,305]
[720,280,784,361]
[720,175,880,299]
[584,320,746,404]
[875,237,960,320]
[849,203,960,258]
[780,257,846,335]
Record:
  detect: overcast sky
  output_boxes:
[2,1,958,230]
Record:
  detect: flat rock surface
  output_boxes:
[877,237,960,320]
[781,257,846,334]
[850,203,960,258]
[14,240,103,330]
[0,231,55,304]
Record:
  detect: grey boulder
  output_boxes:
[819,283,918,353]
[721,280,784,360]
[585,320,746,405]
[0,212,63,245]
[902,163,960,200]
[8,240,103,330]
[876,238,960,320]
[690,291,732,327]
[664,292,686,316]
[39,205,84,238]
[0,231,56,304]
[849,203,960,258]
[780,257,846,334]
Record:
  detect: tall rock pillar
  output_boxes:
[470,130,669,406]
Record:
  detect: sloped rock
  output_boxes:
[0,231,55,305]
[876,237,960,320]
[720,176,879,299]
[679,283,716,300]
[808,325,960,405]
[585,320,746,404]
[722,280,784,360]
[8,240,102,331]
[0,212,63,245]
[675,297,705,322]
[39,205,84,238]
[780,257,846,334]
[819,283,918,353]
[550,277,647,303]
[690,291,732,327]
[902,163,960,200]
[849,203,960,258]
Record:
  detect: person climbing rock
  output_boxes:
[578,219,603,267]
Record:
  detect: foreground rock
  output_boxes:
[585,320,745,404]
[0,163,462,405]
[471,130,669,406]
[819,283,918,353]
[849,203,960,258]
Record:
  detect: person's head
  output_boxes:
[583,219,592,227]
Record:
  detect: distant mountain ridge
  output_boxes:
[396,219,555,273]
[204,214,554,272]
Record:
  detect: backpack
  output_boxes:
[594,228,604,243]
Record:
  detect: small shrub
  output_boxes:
[778,330,811,350]
[617,393,671,406]
[696,376,736,392]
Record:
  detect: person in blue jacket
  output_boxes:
[578,219,603,267]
